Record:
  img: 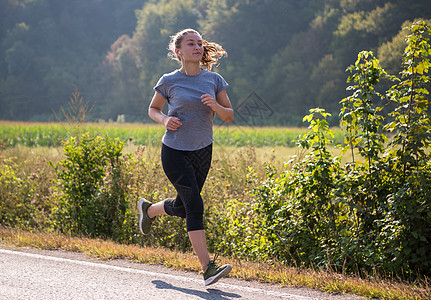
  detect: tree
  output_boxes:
[378,19,431,75]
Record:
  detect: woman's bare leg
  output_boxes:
[147,201,210,270]
[147,200,168,218]
[188,230,211,271]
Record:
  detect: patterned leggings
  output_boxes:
[161,143,212,232]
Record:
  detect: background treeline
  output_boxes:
[1,0,430,125]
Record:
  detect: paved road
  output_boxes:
[0,248,363,300]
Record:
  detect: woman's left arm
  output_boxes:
[201,89,234,123]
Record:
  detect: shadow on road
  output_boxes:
[152,280,242,299]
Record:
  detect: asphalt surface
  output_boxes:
[0,248,364,300]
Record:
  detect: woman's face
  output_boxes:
[178,33,204,62]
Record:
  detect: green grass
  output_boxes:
[0,121,346,148]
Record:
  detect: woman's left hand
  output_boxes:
[201,94,218,111]
[202,90,234,123]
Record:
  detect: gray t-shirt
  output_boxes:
[154,69,228,151]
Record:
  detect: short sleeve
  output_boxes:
[153,75,169,100]
[215,73,228,95]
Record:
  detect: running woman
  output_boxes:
[138,28,233,286]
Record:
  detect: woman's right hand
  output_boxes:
[163,116,182,131]
[149,92,182,130]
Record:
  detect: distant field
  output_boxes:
[0,121,345,148]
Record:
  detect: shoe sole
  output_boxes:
[138,199,149,235]
[204,264,232,286]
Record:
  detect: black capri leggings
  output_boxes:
[161,143,212,232]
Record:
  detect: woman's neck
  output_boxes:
[180,62,202,76]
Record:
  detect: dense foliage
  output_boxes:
[227,21,431,277]
[49,134,136,242]
[1,0,430,125]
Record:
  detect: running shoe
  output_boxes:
[203,259,232,286]
[138,199,155,235]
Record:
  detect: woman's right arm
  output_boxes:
[148,91,182,131]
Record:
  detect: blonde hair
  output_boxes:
[168,28,227,70]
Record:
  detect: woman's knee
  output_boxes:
[164,198,186,218]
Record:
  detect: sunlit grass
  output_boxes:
[1,227,429,300]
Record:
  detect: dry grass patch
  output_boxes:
[1,227,429,300]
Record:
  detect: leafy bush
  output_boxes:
[50,133,135,242]
[221,21,431,278]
